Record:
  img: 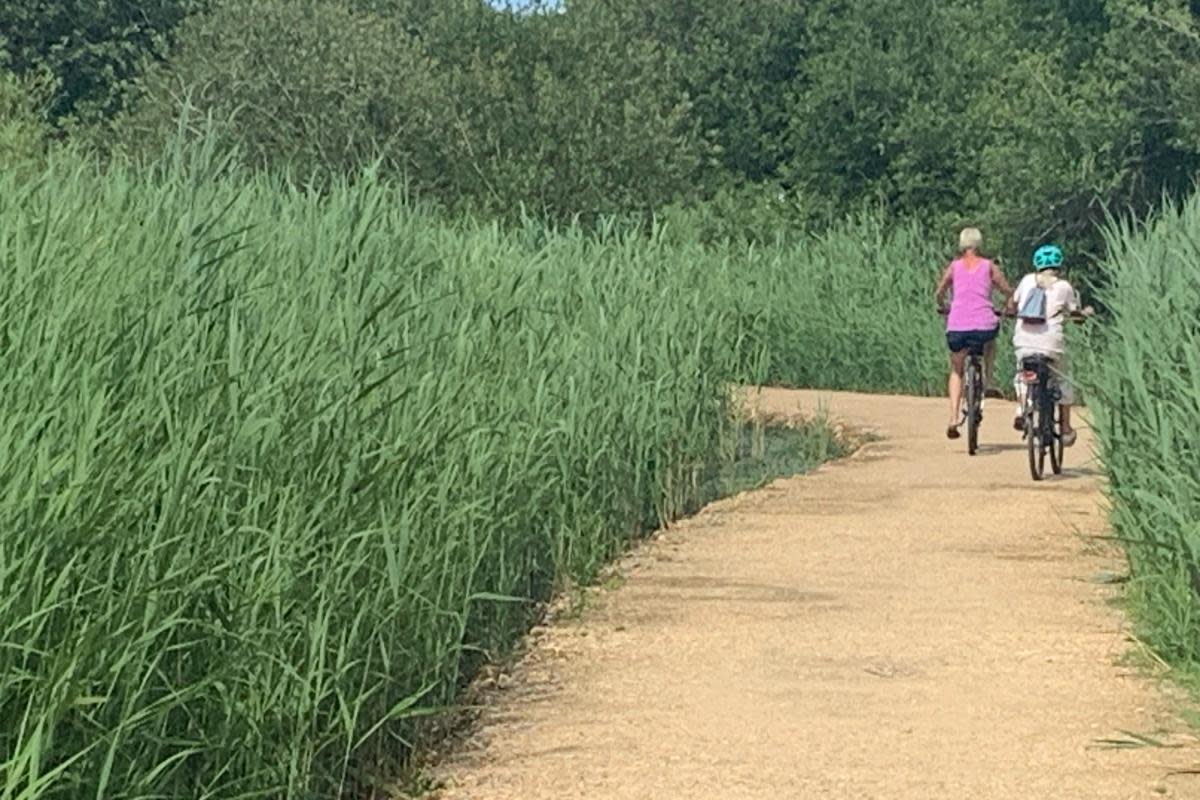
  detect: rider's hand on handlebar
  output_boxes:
[1065,306,1095,322]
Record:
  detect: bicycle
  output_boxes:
[1019,355,1062,480]
[1017,310,1091,481]
[962,342,985,455]
[939,308,1008,456]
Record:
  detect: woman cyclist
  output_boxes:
[1007,244,1093,447]
[935,227,1014,440]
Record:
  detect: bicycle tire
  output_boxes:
[966,359,980,456]
[1050,400,1064,475]
[1027,385,1044,481]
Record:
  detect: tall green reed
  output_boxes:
[684,213,1006,396]
[0,146,775,799]
[0,138,968,798]
[1082,198,1200,667]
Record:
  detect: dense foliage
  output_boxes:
[0,70,51,165]
[4,0,1200,254]
[0,0,206,119]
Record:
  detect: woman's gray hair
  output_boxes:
[958,227,983,253]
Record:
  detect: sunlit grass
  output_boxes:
[0,141,900,799]
[0,131,980,797]
[1082,198,1200,674]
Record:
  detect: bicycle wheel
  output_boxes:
[1049,400,1064,475]
[1026,385,1044,481]
[966,359,980,456]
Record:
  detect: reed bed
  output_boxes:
[0,139,971,797]
[1083,199,1200,668]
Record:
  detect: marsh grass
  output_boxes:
[0,141,917,799]
[0,125,997,796]
[1081,197,1200,679]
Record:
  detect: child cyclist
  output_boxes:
[935,227,1014,440]
[1007,244,1094,446]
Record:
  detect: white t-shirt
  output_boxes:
[1012,273,1079,355]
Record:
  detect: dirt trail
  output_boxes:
[430,390,1197,799]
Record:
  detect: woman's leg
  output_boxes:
[983,337,1000,395]
[1053,354,1075,437]
[1012,351,1027,430]
[948,350,967,428]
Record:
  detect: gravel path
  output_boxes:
[429,389,1197,799]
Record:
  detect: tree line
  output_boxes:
[4,0,1200,257]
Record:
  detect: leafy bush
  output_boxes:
[13,0,1200,257]
[122,0,702,221]
[122,0,453,186]
[0,69,52,165]
[0,0,205,119]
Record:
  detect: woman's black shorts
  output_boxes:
[946,327,998,355]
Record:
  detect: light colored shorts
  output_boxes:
[1013,349,1074,408]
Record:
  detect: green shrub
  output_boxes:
[0,0,205,120]
[122,0,702,222]
[121,0,452,186]
[0,70,51,166]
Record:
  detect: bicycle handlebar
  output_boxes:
[936,306,1094,322]
[936,307,1010,317]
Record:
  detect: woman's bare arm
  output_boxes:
[934,264,953,307]
[990,262,1014,298]
[991,262,1018,314]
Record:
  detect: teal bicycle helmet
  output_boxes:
[1032,244,1064,270]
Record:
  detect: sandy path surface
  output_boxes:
[429,389,1197,799]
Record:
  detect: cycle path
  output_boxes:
[429,389,1196,799]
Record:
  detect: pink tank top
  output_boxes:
[946,257,998,331]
